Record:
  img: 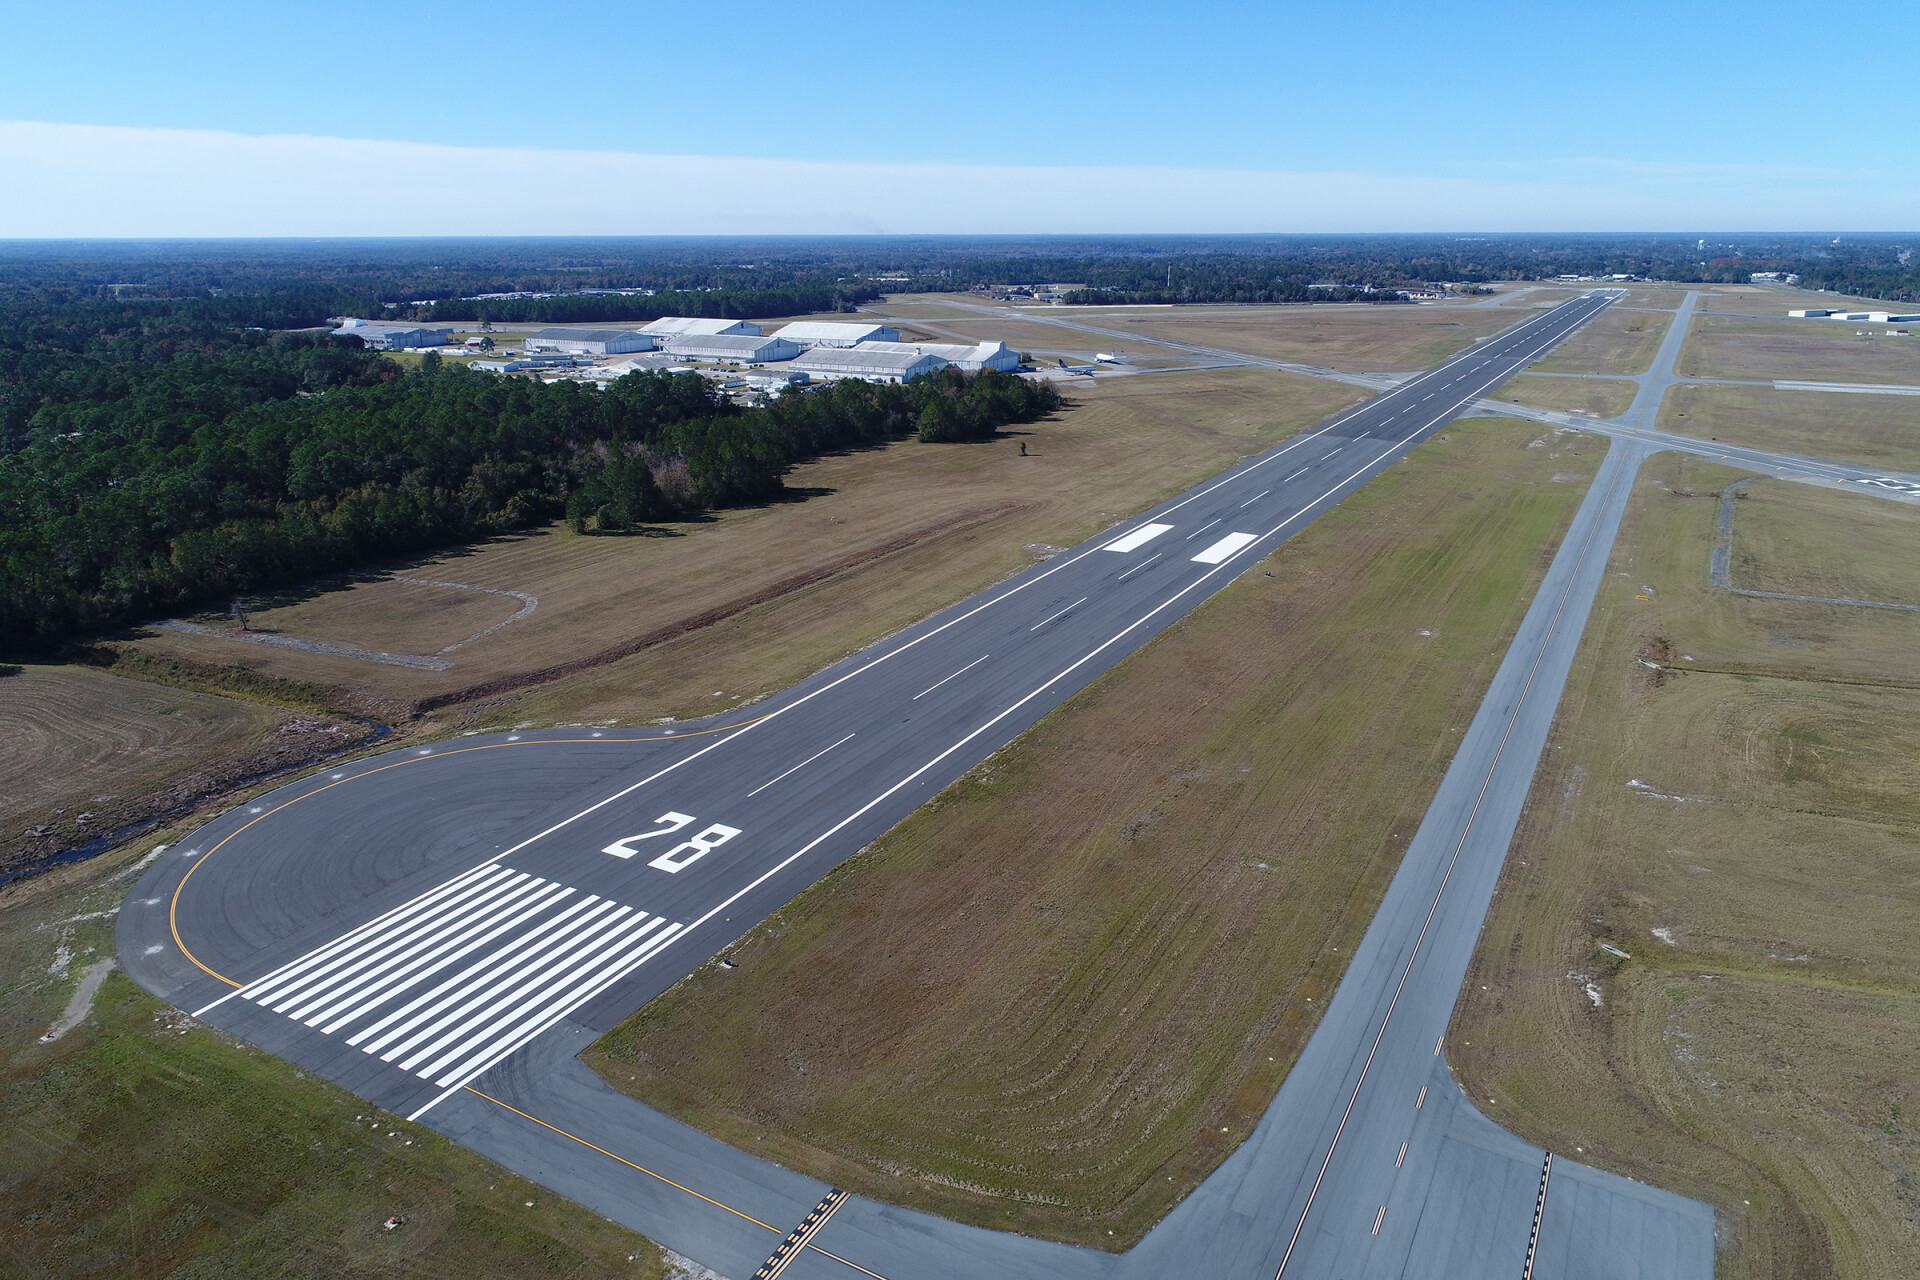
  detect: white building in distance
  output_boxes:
[791,345,948,383]
[663,333,799,364]
[843,340,1019,373]
[331,318,454,349]
[524,327,656,355]
[768,320,901,349]
[639,316,762,340]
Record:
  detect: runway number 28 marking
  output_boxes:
[602,812,743,873]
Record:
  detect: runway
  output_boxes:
[120,289,1714,1277]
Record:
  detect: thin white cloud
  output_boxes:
[1,120,1911,236]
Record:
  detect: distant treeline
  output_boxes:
[0,301,1057,651]
[426,283,874,325]
[7,234,1917,311]
[1062,283,1409,306]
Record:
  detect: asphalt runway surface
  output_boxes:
[122,289,1715,1278]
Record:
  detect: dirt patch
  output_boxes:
[0,665,381,882]
[1451,452,1920,1279]
[587,417,1605,1248]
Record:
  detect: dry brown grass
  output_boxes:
[1530,309,1671,377]
[1677,314,1920,384]
[128,370,1365,727]
[1069,305,1524,372]
[586,417,1607,1248]
[1658,382,1920,472]
[1450,453,1920,1279]
[1728,478,1920,605]
[1494,374,1637,419]
[0,667,287,857]
[1618,288,1690,310]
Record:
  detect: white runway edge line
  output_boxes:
[397,294,1614,1120]
[1192,532,1259,564]
[1270,445,1635,1280]
[1103,522,1172,552]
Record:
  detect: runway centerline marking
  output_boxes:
[1115,552,1161,581]
[1240,489,1271,508]
[910,655,989,701]
[747,732,858,795]
[1185,517,1221,539]
[1284,467,1309,482]
[1030,597,1088,631]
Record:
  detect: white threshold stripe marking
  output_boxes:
[1185,517,1221,540]
[407,302,1611,1119]
[1240,489,1271,508]
[353,898,616,1051]
[346,896,613,1044]
[196,863,502,1016]
[911,655,989,701]
[222,865,512,1014]
[1193,532,1259,564]
[1031,597,1088,631]
[1103,522,1173,552]
[273,873,550,1017]
[747,732,859,795]
[296,881,573,1027]
[1115,552,1160,581]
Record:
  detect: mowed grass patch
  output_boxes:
[1658,382,1920,472]
[1529,308,1671,377]
[1075,305,1523,371]
[1677,314,1920,384]
[586,418,1606,1248]
[1450,452,1920,1279]
[0,843,667,1280]
[1728,477,1920,606]
[135,370,1362,728]
[1494,374,1637,419]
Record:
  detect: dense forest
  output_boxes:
[0,298,1057,651]
[6,234,1916,312]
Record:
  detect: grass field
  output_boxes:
[1494,374,1638,418]
[1080,305,1524,372]
[1528,308,1671,377]
[128,369,1365,728]
[585,417,1606,1249]
[1728,478,1920,605]
[0,666,379,882]
[0,840,667,1279]
[1450,453,1920,1279]
[1617,288,1689,310]
[1677,314,1920,384]
[1658,382,1920,472]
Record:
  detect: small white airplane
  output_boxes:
[1094,351,1128,364]
[1056,357,1098,375]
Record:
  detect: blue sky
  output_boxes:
[2,1,1914,234]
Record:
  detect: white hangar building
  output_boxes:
[847,340,1020,373]
[331,319,454,350]
[663,333,800,364]
[768,320,901,349]
[524,327,656,355]
[639,316,763,340]
[791,345,948,383]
